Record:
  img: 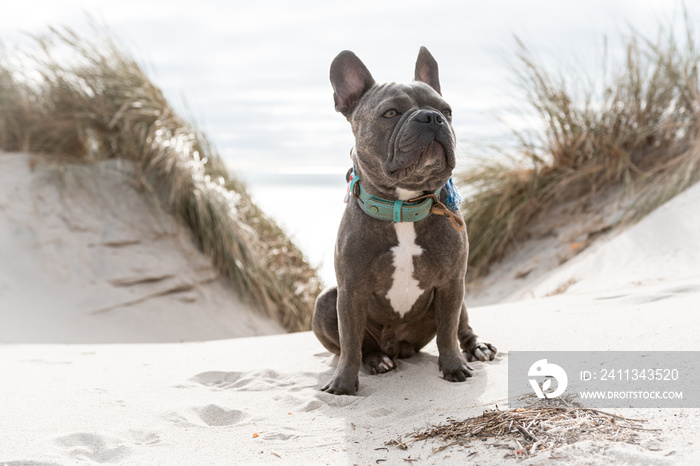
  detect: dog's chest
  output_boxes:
[385,222,425,317]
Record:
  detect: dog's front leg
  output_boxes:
[434,281,472,382]
[320,288,367,395]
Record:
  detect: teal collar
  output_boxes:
[353,179,441,223]
[345,168,465,230]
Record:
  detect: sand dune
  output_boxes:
[0,153,283,343]
[1,151,699,464]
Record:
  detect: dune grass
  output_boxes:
[460,21,700,278]
[5,21,698,320]
[0,26,321,332]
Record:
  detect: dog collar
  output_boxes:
[344,168,465,230]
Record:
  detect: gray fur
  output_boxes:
[313,47,496,396]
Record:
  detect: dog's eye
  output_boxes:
[442,108,452,119]
[382,109,399,118]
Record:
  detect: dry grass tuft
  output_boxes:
[389,396,655,459]
[0,25,321,332]
[460,19,700,278]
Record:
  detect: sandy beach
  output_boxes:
[1,151,699,464]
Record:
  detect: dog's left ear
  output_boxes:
[414,46,441,95]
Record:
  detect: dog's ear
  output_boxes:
[330,51,375,118]
[414,46,441,95]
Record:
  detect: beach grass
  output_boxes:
[0,26,321,332]
[459,20,700,278]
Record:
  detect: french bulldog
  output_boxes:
[313,46,496,395]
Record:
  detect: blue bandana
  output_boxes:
[444,177,462,211]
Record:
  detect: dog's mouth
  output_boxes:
[387,139,451,179]
[421,140,446,167]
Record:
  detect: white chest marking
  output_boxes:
[395,188,422,200]
[386,222,424,317]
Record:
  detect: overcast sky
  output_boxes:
[2,0,696,174]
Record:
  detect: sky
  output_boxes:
[2,0,696,176]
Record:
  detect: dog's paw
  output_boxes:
[465,341,497,362]
[363,352,396,375]
[438,354,473,382]
[320,375,359,396]
[442,366,473,382]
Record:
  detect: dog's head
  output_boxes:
[330,47,456,195]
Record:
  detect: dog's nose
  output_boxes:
[415,110,444,126]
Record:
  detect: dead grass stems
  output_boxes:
[389,396,655,459]
[460,18,700,278]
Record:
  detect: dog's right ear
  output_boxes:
[330,51,375,118]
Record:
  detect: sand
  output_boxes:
[0,153,283,343]
[1,151,699,465]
